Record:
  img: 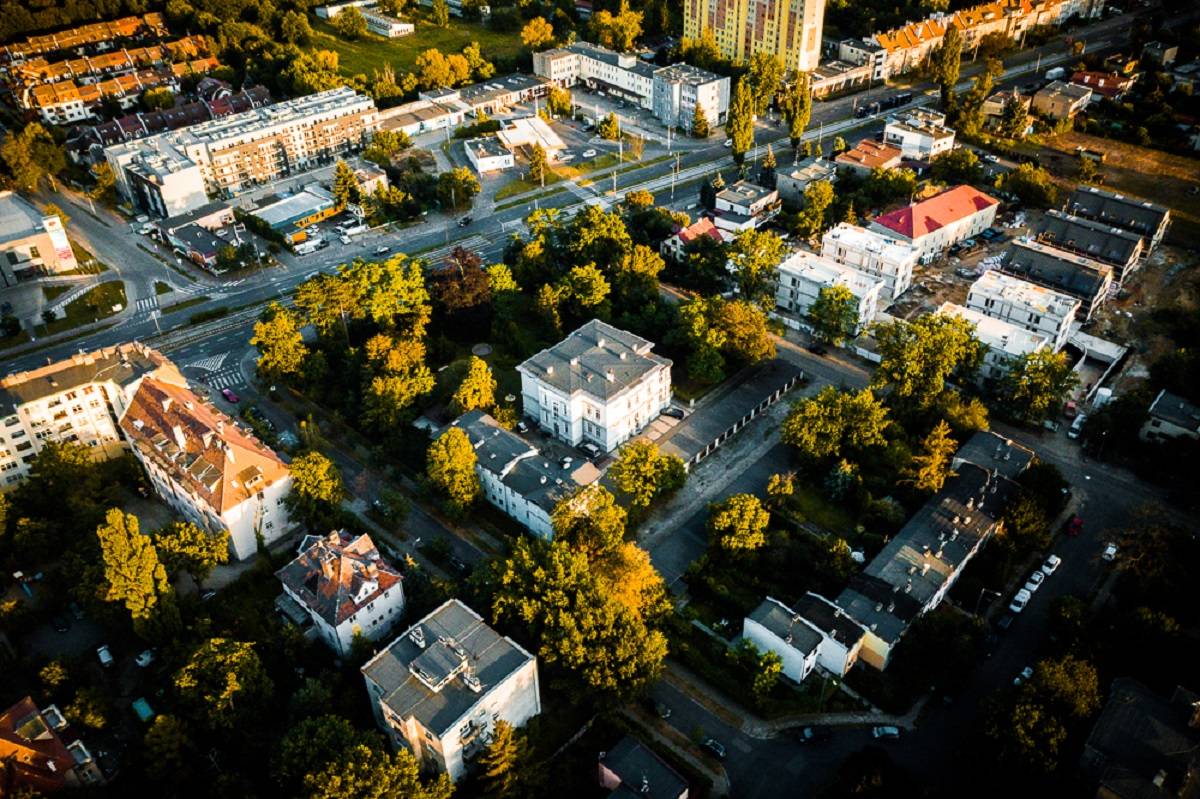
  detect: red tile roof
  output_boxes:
[676,216,725,245]
[1069,71,1135,99]
[835,139,903,170]
[276,531,403,627]
[873,184,999,239]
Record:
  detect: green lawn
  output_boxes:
[43,285,70,302]
[312,17,525,77]
[37,281,126,337]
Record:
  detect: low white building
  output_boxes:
[362,599,541,781]
[791,592,869,677]
[463,137,514,173]
[714,180,780,232]
[776,157,837,207]
[966,269,1080,353]
[518,320,672,454]
[1141,390,1200,442]
[883,109,956,160]
[937,302,1050,383]
[276,531,405,656]
[743,597,821,684]
[495,116,566,157]
[821,222,919,302]
[360,8,415,37]
[870,184,1000,263]
[452,410,600,539]
[774,251,884,335]
[119,378,292,560]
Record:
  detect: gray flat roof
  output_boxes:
[0,343,170,415]
[1066,186,1170,237]
[1037,210,1143,267]
[518,319,670,401]
[465,136,509,159]
[1148,389,1200,431]
[602,736,689,799]
[0,191,46,244]
[951,430,1035,481]
[748,597,822,656]
[793,592,867,646]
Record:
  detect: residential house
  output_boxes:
[361,599,541,781]
[982,90,1032,135]
[998,238,1113,320]
[0,191,78,288]
[463,137,515,173]
[518,320,672,453]
[0,343,185,488]
[659,217,729,263]
[869,184,1000,263]
[1032,80,1092,119]
[774,251,884,334]
[1065,186,1171,252]
[1036,209,1144,284]
[276,531,405,656]
[834,139,902,175]
[452,410,601,539]
[776,157,837,207]
[1140,390,1200,442]
[937,302,1050,383]
[1080,679,1200,799]
[0,698,105,792]
[966,269,1080,352]
[790,591,869,677]
[743,597,822,684]
[597,736,689,799]
[836,38,889,83]
[119,378,292,560]
[360,8,415,37]
[883,109,956,160]
[821,222,919,302]
[713,180,781,232]
[1069,71,1136,101]
[1141,41,1179,67]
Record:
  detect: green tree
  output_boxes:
[174,638,273,731]
[89,162,117,203]
[727,228,784,309]
[451,355,496,414]
[40,660,68,691]
[747,52,785,115]
[304,743,452,799]
[97,509,170,623]
[332,159,361,208]
[903,420,958,492]
[527,142,548,185]
[547,85,572,116]
[1,122,65,192]
[141,87,175,111]
[334,6,368,39]
[280,10,314,44]
[252,302,307,382]
[426,427,480,514]
[288,451,346,528]
[753,650,783,700]
[597,112,621,141]
[521,16,554,49]
[154,522,229,584]
[608,440,687,511]
[727,77,755,164]
[144,715,195,783]
[998,94,1030,140]
[65,687,109,730]
[552,484,627,560]
[590,0,642,51]
[795,179,835,240]
[708,493,770,553]
[276,715,375,790]
[1000,349,1079,423]
[930,148,982,184]
[430,0,450,25]
[807,284,859,345]
[929,24,963,110]
[998,493,1051,555]
[995,163,1059,208]
[714,297,775,364]
[781,386,890,461]
[477,719,527,799]
[691,101,710,137]
[873,314,984,410]
[781,74,812,150]
[438,167,480,210]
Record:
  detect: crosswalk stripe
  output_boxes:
[185,353,229,372]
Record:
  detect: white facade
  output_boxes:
[518,320,672,453]
[937,302,1050,382]
[870,185,1000,263]
[715,180,779,218]
[882,109,956,159]
[821,222,919,302]
[774,251,884,334]
[743,598,819,684]
[360,9,415,37]
[792,592,869,678]
[463,138,514,173]
[966,270,1079,353]
[651,63,730,130]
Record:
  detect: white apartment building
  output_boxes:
[0,344,184,488]
[104,87,380,217]
[715,180,780,231]
[870,185,1000,263]
[276,531,405,656]
[821,222,919,302]
[360,8,415,37]
[362,599,541,781]
[451,410,601,539]
[774,251,884,335]
[882,109,956,159]
[463,137,514,173]
[518,320,672,454]
[966,269,1080,353]
[652,63,731,131]
[119,378,292,560]
[937,302,1051,383]
[744,597,821,684]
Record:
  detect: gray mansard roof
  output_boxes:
[518,319,670,401]
[1037,209,1143,267]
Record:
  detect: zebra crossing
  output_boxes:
[204,368,244,390]
[184,353,229,372]
[133,296,159,313]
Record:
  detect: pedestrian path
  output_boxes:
[184,353,229,372]
[132,296,159,318]
[202,367,244,390]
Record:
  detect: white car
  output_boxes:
[1013,666,1034,686]
[340,234,352,245]
[1009,588,1032,613]
[1102,542,1119,561]
[723,138,732,147]
[984,154,1001,163]
[1041,554,1062,576]
[582,149,597,158]
[375,245,390,255]
[558,153,575,162]
[135,649,155,668]
[1024,571,1046,593]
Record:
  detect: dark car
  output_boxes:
[1065,515,1083,537]
[458,217,473,227]
[662,407,685,420]
[702,738,727,760]
[995,613,1015,632]
[447,556,468,575]
[643,697,672,719]
[516,421,530,434]
[806,342,829,356]
[795,725,832,744]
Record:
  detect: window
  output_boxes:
[264,521,274,530]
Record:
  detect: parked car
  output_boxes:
[200,590,217,602]
[135,649,156,668]
[662,407,685,420]
[1041,554,1062,575]
[340,234,352,245]
[1102,542,1119,561]
[1065,515,1083,537]
[1013,665,1034,686]
[96,645,114,668]
[995,612,1015,632]
[515,421,530,434]
[702,738,727,759]
[1043,419,1061,433]
[580,442,601,459]
[447,556,468,576]
[723,139,732,147]
[582,149,597,158]
[375,245,390,255]
[1064,400,1078,418]
[984,154,1001,163]
[796,726,833,744]
[221,388,239,404]
[458,217,472,227]
[1009,588,1032,613]
[955,267,976,278]
[806,342,829,356]
[1024,571,1045,593]
[643,698,672,719]
[560,456,573,470]
[1067,413,1087,439]
[872,726,901,740]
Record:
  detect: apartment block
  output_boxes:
[119,378,292,560]
[360,8,415,37]
[0,13,166,62]
[937,302,1050,383]
[821,222,919,302]
[1036,209,1144,284]
[362,599,541,781]
[104,87,380,217]
[0,697,105,792]
[1065,186,1171,253]
[276,531,405,656]
[652,63,731,131]
[882,109,956,160]
[774,250,884,334]
[870,184,1000,263]
[684,0,827,73]
[966,269,1079,352]
[743,597,821,684]
[0,343,184,489]
[998,238,1113,321]
[518,320,672,454]
[0,191,78,288]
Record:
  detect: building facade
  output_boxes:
[518,320,672,453]
[1032,80,1092,119]
[937,302,1050,383]
[0,191,78,288]
[774,250,884,334]
[870,184,1000,263]
[684,0,827,72]
[821,222,919,302]
[360,8,415,37]
[362,599,541,780]
[0,698,105,792]
[119,378,292,560]
[776,157,837,207]
[1036,209,1144,284]
[1140,390,1200,442]
[1065,186,1171,253]
[714,179,781,231]
[966,269,1080,352]
[998,238,1113,321]
[464,137,515,173]
[882,109,956,159]
[791,591,868,677]
[743,597,821,684]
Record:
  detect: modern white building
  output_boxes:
[998,238,1113,322]
[362,599,541,781]
[0,191,78,288]
[463,137,514,173]
[882,109,956,159]
[714,180,780,232]
[452,410,600,539]
[0,344,184,488]
[967,269,1080,353]
[651,63,731,131]
[276,531,405,656]
[518,320,672,454]
[119,378,293,560]
[870,184,1000,263]
[774,251,884,334]
[937,302,1050,383]
[743,597,821,684]
[360,8,415,37]
[821,222,919,302]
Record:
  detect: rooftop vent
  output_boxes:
[409,626,426,649]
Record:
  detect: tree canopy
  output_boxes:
[807,284,859,345]
[451,356,497,415]
[608,440,687,511]
[97,509,171,623]
[174,638,274,732]
[708,493,770,553]
[426,427,480,514]
[782,386,890,462]
[873,315,984,410]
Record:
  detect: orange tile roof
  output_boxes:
[873,184,1000,239]
[677,216,726,245]
[835,139,903,169]
[0,698,75,794]
[876,18,947,53]
[276,531,404,627]
[1,13,165,59]
[120,378,290,515]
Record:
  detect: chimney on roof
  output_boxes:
[366,562,378,579]
[597,337,606,348]
[606,370,615,382]
[171,424,186,450]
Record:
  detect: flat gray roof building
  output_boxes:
[517,319,671,402]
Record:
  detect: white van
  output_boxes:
[1067,413,1087,439]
